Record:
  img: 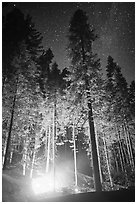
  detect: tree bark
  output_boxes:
[73,119,78,187]
[46,126,51,173]
[2,136,7,166]
[94,129,103,184]
[3,77,18,170]
[30,148,36,178]
[87,100,102,191]
[52,102,56,191]
[124,122,134,169]
[102,132,113,189]
[115,125,128,184]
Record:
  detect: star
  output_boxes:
[5,2,134,84]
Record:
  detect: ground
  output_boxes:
[2,168,135,202]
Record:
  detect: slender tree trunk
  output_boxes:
[124,122,134,169]
[94,129,103,184]
[52,101,56,191]
[30,148,36,178]
[2,136,7,166]
[121,126,130,165]
[9,151,13,164]
[115,126,124,172]
[102,132,113,189]
[22,138,28,176]
[116,125,128,184]
[122,125,131,165]
[23,153,27,176]
[73,119,78,187]
[3,77,18,170]
[46,126,51,173]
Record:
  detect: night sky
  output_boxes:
[3,2,135,84]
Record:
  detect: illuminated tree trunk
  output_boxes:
[23,154,27,176]
[2,136,7,166]
[30,147,36,178]
[115,125,128,183]
[87,95,102,191]
[52,101,56,191]
[46,126,51,173]
[9,151,13,164]
[95,129,103,184]
[72,119,77,187]
[102,133,113,189]
[122,125,132,165]
[3,77,18,170]
[124,122,134,169]
[22,138,28,176]
[114,126,124,172]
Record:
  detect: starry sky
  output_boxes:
[3,2,135,84]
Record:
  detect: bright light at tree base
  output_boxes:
[32,175,55,195]
[31,172,67,195]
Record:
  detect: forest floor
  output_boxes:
[2,168,135,202]
[2,167,94,202]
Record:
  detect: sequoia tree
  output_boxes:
[67,9,102,191]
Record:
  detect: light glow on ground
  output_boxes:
[31,171,67,195]
[32,175,54,194]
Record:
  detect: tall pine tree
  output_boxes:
[67,9,102,191]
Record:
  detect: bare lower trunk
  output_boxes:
[30,149,36,178]
[94,129,103,184]
[73,120,77,187]
[52,103,55,191]
[3,77,18,170]
[23,153,27,176]
[87,100,102,191]
[2,137,7,166]
[116,125,128,183]
[3,93,17,169]
[46,126,51,173]
[9,151,13,164]
[124,122,134,169]
[102,132,113,189]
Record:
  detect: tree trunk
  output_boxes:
[87,100,102,191]
[9,151,13,164]
[124,122,134,169]
[116,125,128,184]
[121,126,130,165]
[46,126,51,173]
[22,137,28,176]
[112,145,119,172]
[23,154,27,176]
[3,77,18,170]
[102,132,113,189]
[52,102,56,191]
[94,129,103,184]
[30,148,36,178]
[2,136,7,166]
[80,35,102,191]
[73,119,78,187]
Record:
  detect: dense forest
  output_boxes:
[2,6,135,192]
